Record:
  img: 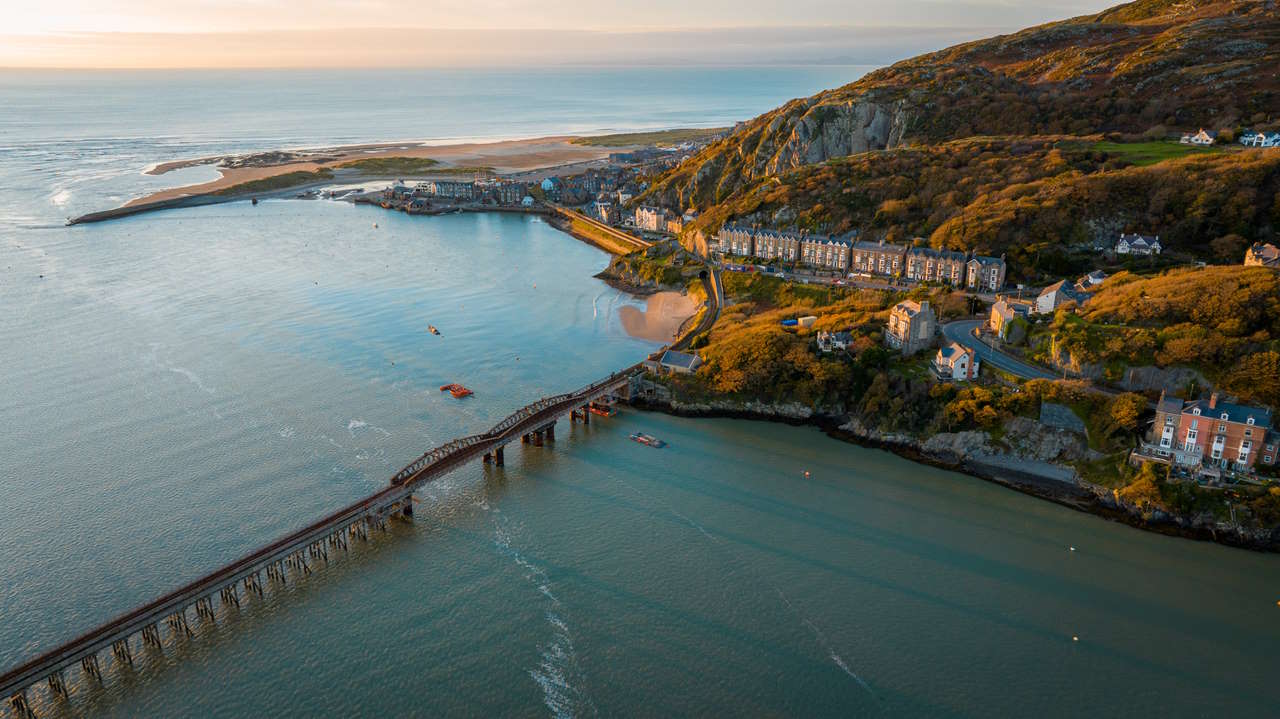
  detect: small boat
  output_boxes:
[630,432,665,448]
[440,383,473,398]
[251,197,258,205]
[589,404,616,417]
[428,325,441,335]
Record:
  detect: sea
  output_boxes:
[1,67,1278,718]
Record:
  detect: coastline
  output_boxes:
[120,136,628,210]
[626,396,1280,553]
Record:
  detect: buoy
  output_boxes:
[804,471,810,478]
[1070,546,1076,551]
[1072,636,1079,642]
[373,222,378,228]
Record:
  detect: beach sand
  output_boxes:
[128,136,626,208]
[619,292,700,343]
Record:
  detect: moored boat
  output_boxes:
[428,325,440,335]
[629,432,665,448]
[589,403,616,417]
[440,383,473,398]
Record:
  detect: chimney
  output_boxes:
[1209,392,1218,409]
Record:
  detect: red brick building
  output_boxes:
[1149,392,1276,473]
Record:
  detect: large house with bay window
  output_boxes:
[1147,391,1277,474]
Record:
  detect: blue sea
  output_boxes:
[2,67,1279,718]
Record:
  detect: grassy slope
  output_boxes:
[570,128,729,148]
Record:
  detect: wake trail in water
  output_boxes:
[492,521,598,719]
[609,475,877,699]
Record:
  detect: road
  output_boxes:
[942,320,1060,380]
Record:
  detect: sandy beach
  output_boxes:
[127,136,626,208]
[619,291,701,343]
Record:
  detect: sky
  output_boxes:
[0,0,1121,68]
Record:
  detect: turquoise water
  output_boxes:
[1,68,1279,717]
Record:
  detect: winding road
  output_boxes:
[941,320,1060,380]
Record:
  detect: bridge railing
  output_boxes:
[389,367,642,485]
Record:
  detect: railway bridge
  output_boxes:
[2,367,641,718]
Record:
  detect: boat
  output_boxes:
[439,383,473,398]
[589,403,616,417]
[629,432,665,448]
[251,197,258,205]
[428,325,441,335]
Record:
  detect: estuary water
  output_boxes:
[1,68,1279,718]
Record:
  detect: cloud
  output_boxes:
[0,25,1015,68]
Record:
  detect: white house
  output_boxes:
[1115,233,1161,256]
[1076,269,1108,290]
[1180,129,1217,146]
[934,342,979,381]
[1240,131,1280,148]
[816,330,852,353]
[1036,280,1090,314]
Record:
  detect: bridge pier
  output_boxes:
[7,691,34,719]
[141,623,162,649]
[80,654,101,682]
[546,422,555,441]
[495,446,504,466]
[111,639,132,667]
[582,406,590,425]
[46,671,67,700]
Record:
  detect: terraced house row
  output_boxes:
[718,226,1006,290]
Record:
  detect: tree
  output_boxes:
[1109,393,1146,434]
[1210,233,1250,262]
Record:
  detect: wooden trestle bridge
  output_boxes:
[1,367,640,717]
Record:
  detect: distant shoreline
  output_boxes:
[68,127,724,225]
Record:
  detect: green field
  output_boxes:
[337,157,440,174]
[212,169,334,196]
[570,127,729,148]
[1073,140,1222,166]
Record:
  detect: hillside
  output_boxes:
[1032,266,1280,406]
[645,0,1280,210]
[680,135,1280,279]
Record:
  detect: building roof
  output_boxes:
[853,239,908,252]
[1041,402,1087,434]
[907,246,967,261]
[935,342,969,362]
[659,350,701,370]
[1157,394,1184,415]
[892,299,930,317]
[1039,279,1089,304]
[1183,397,1272,429]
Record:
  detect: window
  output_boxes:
[1193,408,1201,416]
[1266,456,1274,464]
[1221,412,1229,420]
[1247,417,1255,425]
[1245,429,1252,438]
[1219,423,1227,432]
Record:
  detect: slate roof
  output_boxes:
[1183,398,1272,430]
[659,350,701,370]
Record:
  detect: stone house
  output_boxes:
[753,229,800,263]
[905,246,968,285]
[718,224,755,257]
[989,297,1033,339]
[885,300,937,356]
[965,254,1007,292]
[851,239,908,278]
[800,234,852,272]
